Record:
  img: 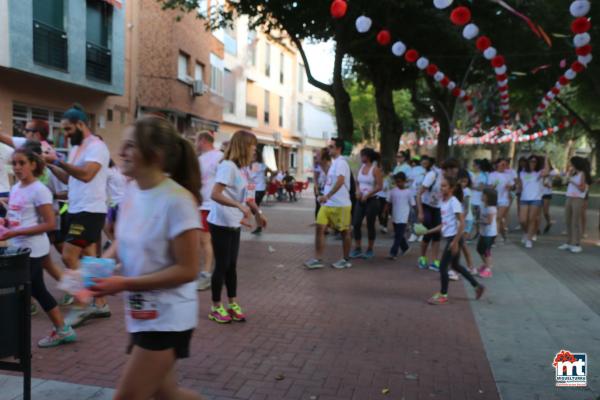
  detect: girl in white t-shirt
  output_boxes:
[477,189,498,278]
[0,147,76,348]
[90,117,204,399]
[488,159,514,242]
[457,170,474,279]
[558,156,591,253]
[423,177,485,305]
[208,130,267,324]
[516,155,549,249]
[541,160,558,234]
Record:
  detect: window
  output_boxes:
[223,69,236,114]
[106,109,113,122]
[247,31,257,66]
[264,90,270,124]
[210,53,224,95]
[279,53,285,84]
[86,0,113,82]
[297,102,304,132]
[33,0,67,70]
[197,0,208,17]
[195,63,204,82]
[278,96,284,127]
[178,52,191,82]
[224,26,237,56]
[264,43,271,77]
[12,103,64,148]
[290,152,298,169]
[120,110,127,124]
[298,64,305,92]
[246,80,257,119]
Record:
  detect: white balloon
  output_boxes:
[462,24,479,40]
[447,81,456,90]
[494,65,507,75]
[459,90,466,98]
[578,54,593,65]
[391,41,407,56]
[565,69,577,80]
[416,57,429,69]
[433,0,453,10]
[355,16,372,33]
[541,99,550,106]
[434,72,444,82]
[497,79,508,87]
[570,0,591,17]
[555,82,562,90]
[483,47,497,60]
[547,91,556,99]
[574,33,591,48]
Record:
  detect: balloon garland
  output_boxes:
[329,0,591,146]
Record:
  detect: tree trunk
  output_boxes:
[373,70,401,172]
[592,130,600,175]
[436,112,450,162]
[564,139,574,173]
[331,44,353,142]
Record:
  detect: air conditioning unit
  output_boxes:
[192,80,207,96]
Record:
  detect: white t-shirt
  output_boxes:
[249,162,268,191]
[420,168,442,208]
[0,143,14,193]
[408,165,426,198]
[520,171,544,201]
[566,173,587,198]
[440,196,463,238]
[199,149,224,211]
[116,179,200,333]
[489,171,514,206]
[357,164,376,197]
[480,206,497,237]
[106,166,127,206]
[207,160,247,228]
[67,136,110,214]
[543,170,558,196]
[471,172,488,207]
[7,181,52,258]
[324,156,351,207]
[387,187,415,224]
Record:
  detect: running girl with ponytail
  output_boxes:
[91,117,205,400]
[424,176,485,305]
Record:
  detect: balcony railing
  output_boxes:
[33,20,68,70]
[86,42,112,83]
[246,103,258,119]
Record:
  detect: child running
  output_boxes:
[0,146,76,347]
[424,176,485,305]
[477,188,498,278]
[386,172,414,260]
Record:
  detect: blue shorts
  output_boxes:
[520,200,542,207]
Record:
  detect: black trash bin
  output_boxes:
[0,247,32,400]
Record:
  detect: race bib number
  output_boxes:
[128,292,159,320]
[6,208,22,228]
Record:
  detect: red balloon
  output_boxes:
[496,73,508,81]
[404,49,419,63]
[551,87,560,95]
[377,30,392,46]
[463,94,471,102]
[466,104,474,112]
[440,77,450,87]
[330,0,347,19]
[559,76,570,85]
[451,87,462,97]
[571,61,585,73]
[426,64,439,76]
[498,85,508,91]
[575,44,592,56]
[571,17,591,34]
[476,36,492,52]
[491,55,505,68]
[450,6,472,26]
[500,93,509,99]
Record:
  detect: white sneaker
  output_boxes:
[521,235,527,244]
[525,240,533,249]
[197,272,212,291]
[304,259,324,269]
[380,227,388,234]
[569,246,583,253]
[331,259,352,269]
[596,241,600,247]
[532,235,538,242]
[557,243,571,251]
[448,270,460,281]
[408,234,418,242]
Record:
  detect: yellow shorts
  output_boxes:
[316,206,352,231]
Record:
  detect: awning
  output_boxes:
[103,0,123,9]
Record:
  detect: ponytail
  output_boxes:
[133,117,202,204]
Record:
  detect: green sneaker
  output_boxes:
[418,256,428,269]
[59,293,74,306]
[428,292,449,305]
[38,326,77,348]
[209,305,232,323]
[429,260,440,272]
[227,302,246,322]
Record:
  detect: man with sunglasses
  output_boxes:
[44,105,111,328]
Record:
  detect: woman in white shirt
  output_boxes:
[0,147,76,348]
[208,130,267,324]
[91,117,204,399]
[423,176,485,305]
[516,155,549,249]
[350,148,383,259]
[541,159,558,234]
[558,156,591,253]
[488,159,514,242]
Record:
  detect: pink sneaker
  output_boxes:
[227,303,246,322]
[208,305,232,324]
[478,267,493,278]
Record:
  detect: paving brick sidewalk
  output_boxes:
[14,198,499,400]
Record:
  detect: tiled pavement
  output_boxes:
[3,195,600,399]
[2,196,499,400]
